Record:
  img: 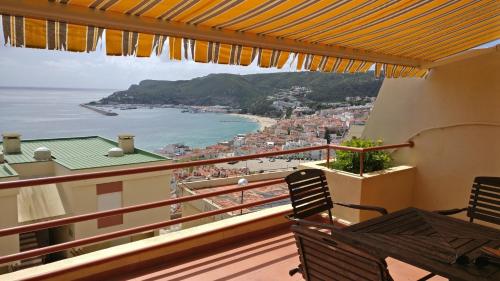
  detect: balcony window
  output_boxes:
[96,182,123,228]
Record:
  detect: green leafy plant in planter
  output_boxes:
[329,138,391,174]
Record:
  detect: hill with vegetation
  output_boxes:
[98,72,382,116]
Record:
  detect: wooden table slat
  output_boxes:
[448,237,475,249]
[400,221,434,235]
[350,209,418,233]
[395,235,458,257]
[359,233,457,263]
[455,239,492,257]
[385,216,428,234]
[423,214,499,239]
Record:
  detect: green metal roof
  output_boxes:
[1,136,168,170]
[0,163,18,178]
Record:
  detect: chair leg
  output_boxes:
[289,264,302,276]
[327,209,334,225]
[417,273,435,281]
[385,269,394,281]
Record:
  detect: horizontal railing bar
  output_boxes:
[0,142,413,190]
[0,194,290,264]
[0,145,328,190]
[0,179,285,237]
[360,141,414,152]
[328,142,414,152]
[328,144,364,152]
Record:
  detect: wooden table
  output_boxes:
[340,207,500,281]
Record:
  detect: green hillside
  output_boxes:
[99,72,382,116]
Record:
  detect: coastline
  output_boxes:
[229,113,277,130]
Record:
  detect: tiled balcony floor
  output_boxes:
[113,228,447,281]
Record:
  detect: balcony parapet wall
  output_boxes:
[2,205,293,280]
[300,161,416,224]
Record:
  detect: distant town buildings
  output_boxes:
[158,98,374,182]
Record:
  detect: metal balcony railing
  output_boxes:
[0,142,413,266]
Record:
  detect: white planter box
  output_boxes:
[300,161,416,224]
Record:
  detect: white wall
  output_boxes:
[363,48,500,222]
[61,171,171,240]
[0,188,20,260]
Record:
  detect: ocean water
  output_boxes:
[0,87,259,151]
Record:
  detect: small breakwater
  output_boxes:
[80,104,118,116]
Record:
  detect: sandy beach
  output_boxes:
[229,113,277,130]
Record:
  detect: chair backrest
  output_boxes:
[285,169,333,220]
[468,177,500,225]
[291,224,391,281]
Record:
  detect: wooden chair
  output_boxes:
[285,169,388,225]
[291,222,394,281]
[436,176,500,225]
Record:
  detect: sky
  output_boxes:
[0,20,291,90]
[0,17,498,90]
[0,46,291,90]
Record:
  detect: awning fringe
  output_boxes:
[3,15,103,53]
[1,15,429,78]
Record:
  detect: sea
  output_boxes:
[0,87,260,151]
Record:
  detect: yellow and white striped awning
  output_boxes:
[1,0,499,78]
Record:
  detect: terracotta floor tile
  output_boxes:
[387,258,447,281]
[117,230,301,281]
[114,229,447,281]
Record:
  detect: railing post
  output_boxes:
[240,190,244,215]
[238,178,248,215]
[359,151,365,177]
[326,147,330,167]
